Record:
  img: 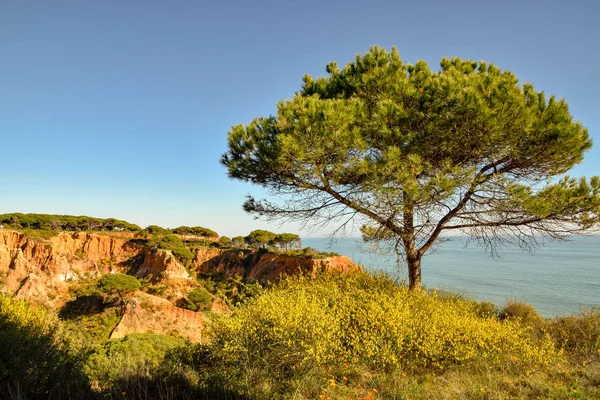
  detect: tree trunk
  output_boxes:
[402,237,422,290]
[401,192,422,289]
[407,255,422,290]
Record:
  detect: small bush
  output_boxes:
[85,333,186,390]
[473,300,500,319]
[218,236,232,247]
[296,247,340,258]
[145,284,169,296]
[548,307,600,360]
[197,275,264,307]
[145,225,170,235]
[172,246,194,260]
[62,307,122,346]
[500,298,543,325]
[98,273,141,294]
[184,238,216,248]
[187,289,213,310]
[0,295,91,399]
[157,234,185,250]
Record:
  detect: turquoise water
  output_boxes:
[302,236,599,317]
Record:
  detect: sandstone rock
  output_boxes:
[0,230,144,305]
[110,291,206,342]
[210,296,231,315]
[192,247,359,284]
[136,249,191,280]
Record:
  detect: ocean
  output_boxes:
[302,236,599,318]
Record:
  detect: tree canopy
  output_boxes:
[244,229,277,248]
[0,213,141,232]
[97,274,141,295]
[272,233,302,251]
[171,226,219,238]
[221,46,600,289]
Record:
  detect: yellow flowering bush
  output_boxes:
[207,272,560,374]
[0,295,91,399]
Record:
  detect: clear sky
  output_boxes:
[1,0,598,237]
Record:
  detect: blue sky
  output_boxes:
[1,0,598,237]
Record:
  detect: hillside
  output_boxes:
[0,228,358,342]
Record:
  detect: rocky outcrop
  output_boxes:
[49,231,142,264]
[0,230,142,275]
[0,230,145,306]
[194,248,360,284]
[110,291,207,342]
[248,254,358,282]
[136,249,191,280]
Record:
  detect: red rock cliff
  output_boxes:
[194,248,360,283]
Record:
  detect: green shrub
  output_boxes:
[145,225,170,235]
[98,273,141,294]
[157,234,185,250]
[172,246,194,260]
[298,246,340,258]
[145,284,169,296]
[150,234,195,262]
[62,307,122,346]
[188,289,213,309]
[197,275,264,307]
[85,333,186,390]
[0,295,91,399]
[218,236,232,247]
[184,238,214,248]
[70,278,103,298]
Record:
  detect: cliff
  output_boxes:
[0,229,359,342]
[0,230,192,306]
[193,247,359,283]
[110,291,207,342]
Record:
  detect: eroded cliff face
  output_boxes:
[137,249,191,280]
[193,248,360,283]
[110,291,207,342]
[0,229,359,342]
[0,230,191,308]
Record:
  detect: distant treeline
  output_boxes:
[143,225,219,238]
[0,213,141,232]
[0,213,221,238]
